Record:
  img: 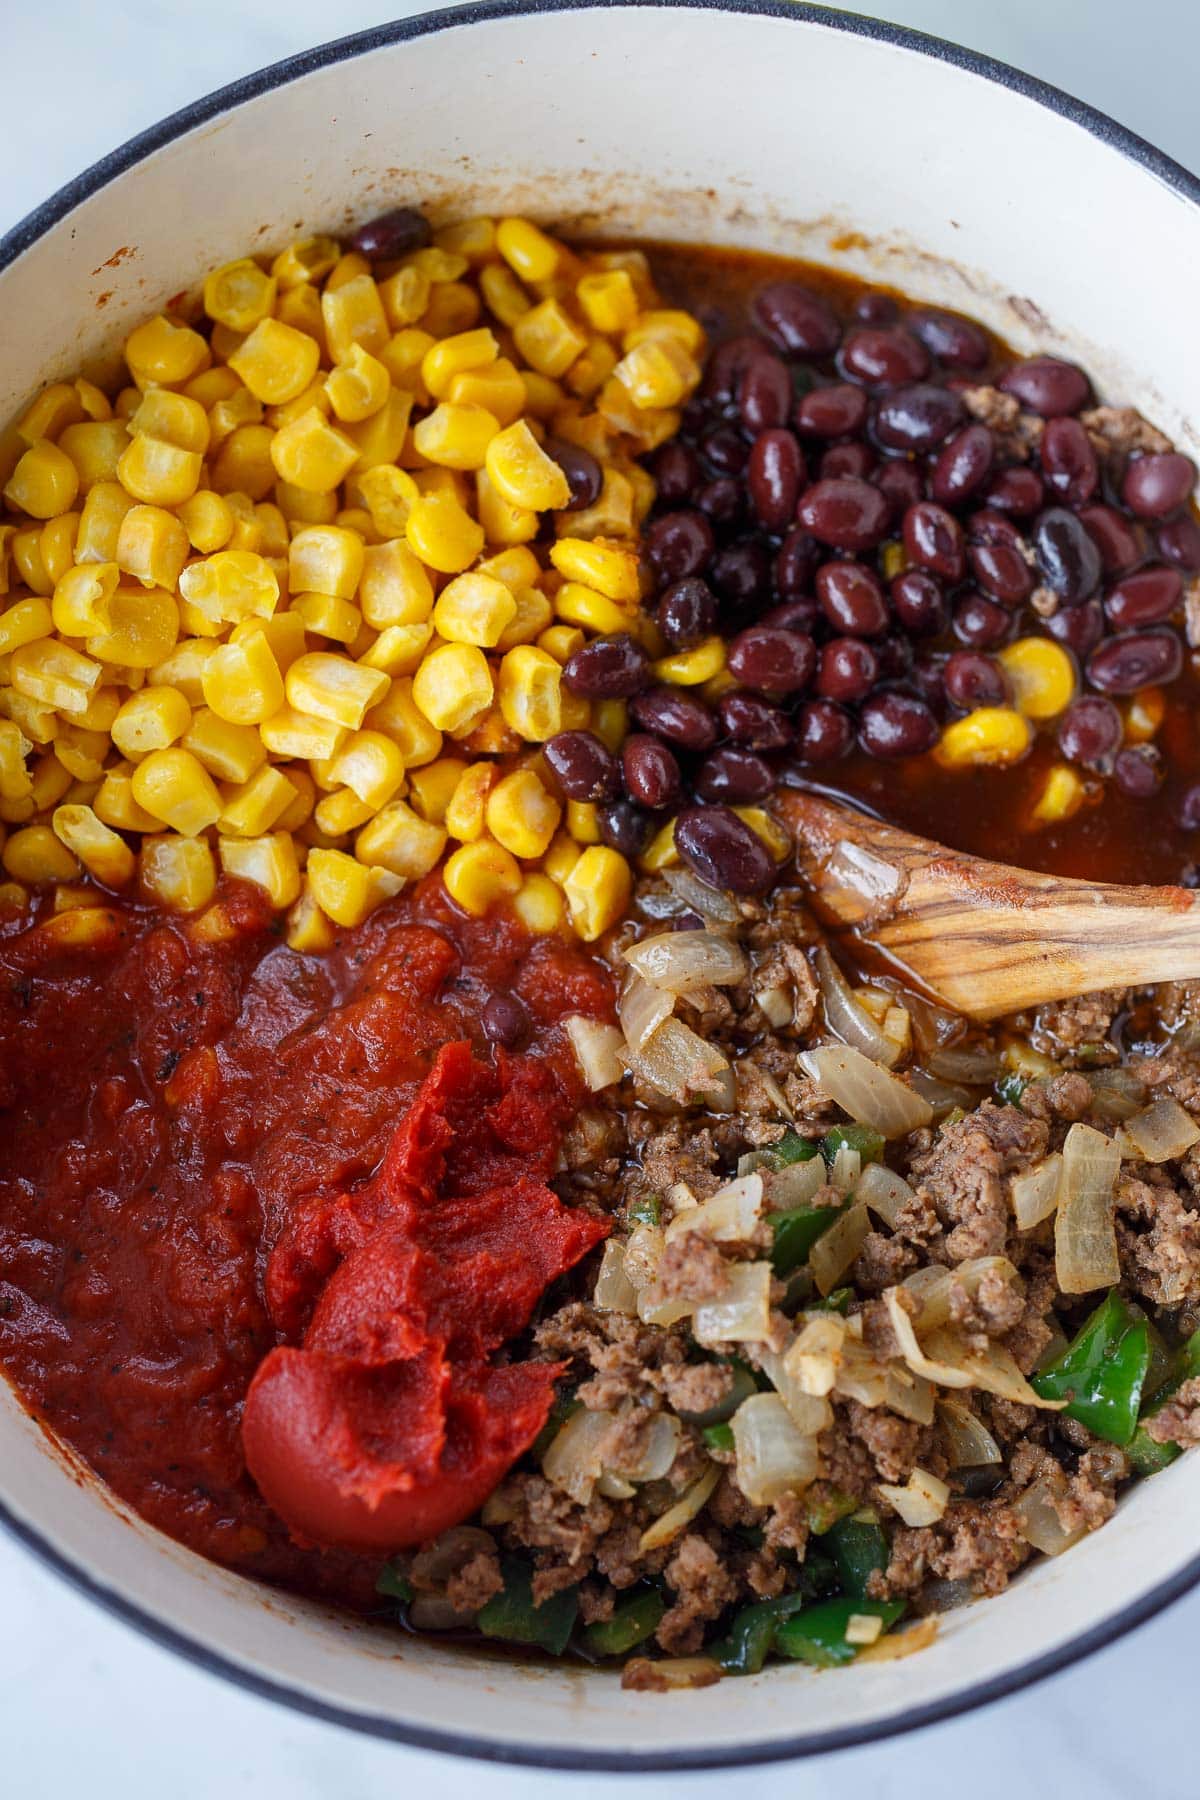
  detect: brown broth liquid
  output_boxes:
[648,243,1200,888]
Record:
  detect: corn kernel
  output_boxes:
[561,844,631,940]
[85,586,179,669]
[95,765,161,834]
[270,407,360,494]
[0,718,33,803]
[138,834,217,911]
[497,644,562,741]
[356,621,430,677]
[117,435,202,506]
[76,482,136,562]
[37,513,78,588]
[485,768,561,859]
[18,382,86,446]
[639,817,679,873]
[343,390,413,473]
[218,832,302,908]
[495,587,554,652]
[476,469,539,546]
[116,505,190,590]
[554,581,632,637]
[997,637,1076,720]
[380,328,437,395]
[4,441,79,519]
[327,729,406,808]
[596,378,679,450]
[365,678,442,767]
[379,265,433,331]
[432,571,517,647]
[513,871,565,933]
[1032,764,1087,825]
[229,317,321,406]
[350,799,445,881]
[201,632,284,725]
[448,358,526,427]
[576,270,640,334]
[129,746,221,835]
[285,652,388,729]
[52,720,108,781]
[204,259,276,332]
[208,388,262,451]
[217,765,298,836]
[112,686,193,758]
[405,490,484,575]
[652,636,727,686]
[413,402,500,472]
[286,886,336,952]
[355,542,433,633]
[0,688,57,746]
[421,282,481,339]
[407,756,467,824]
[733,806,791,863]
[513,299,587,378]
[445,763,498,842]
[129,389,210,456]
[538,624,585,664]
[212,425,277,501]
[11,638,102,714]
[262,702,352,766]
[550,536,640,601]
[276,770,317,833]
[411,642,493,733]
[287,592,358,643]
[325,344,391,424]
[624,309,707,357]
[935,707,1033,769]
[1125,686,1166,744]
[149,638,220,705]
[124,315,211,389]
[0,596,54,653]
[3,824,80,884]
[566,800,601,844]
[321,274,389,363]
[421,328,499,401]
[272,236,340,290]
[178,548,279,628]
[435,216,496,265]
[286,525,361,601]
[11,526,51,594]
[181,710,266,785]
[306,846,401,927]
[29,751,73,811]
[51,804,135,887]
[443,836,522,916]
[186,367,242,409]
[485,419,570,513]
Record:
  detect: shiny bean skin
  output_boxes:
[820,442,876,481]
[762,597,820,635]
[598,799,652,857]
[817,637,879,702]
[703,427,750,475]
[482,992,527,1048]
[673,805,775,894]
[727,625,817,696]
[1159,517,1200,571]
[904,502,966,582]
[717,691,794,751]
[542,437,603,511]
[1058,696,1123,767]
[694,478,744,524]
[710,539,773,611]
[1079,504,1144,575]
[1122,452,1197,519]
[629,686,719,752]
[774,527,820,597]
[1039,416,1099,506]
[563,633,649,698]
[891,570,949,636]
[1103,566,1183,631]
[543,730,622,801]
[840,326,931,388]
[350,206,431,260]
[752,284,842,358]
[795,383,868,438]
[873,383,964,453]
[659,578,718,647]
[931,424,994,505]
[747,429,805,530]
[1034,507,1103,602]
[694,747,774,803]
[644,509,715,584]
[622,734,682,810]
[651,440,702,504]
[943,650,1009,710]
[969,541,1034,605]
[982,466,1045,516]
[908,309,990,369]
[858,691,940,759]
[873,459,925,516]
[797,477,890,552]
[1045,599,1105,657]
[1177,785,1200,831]
[854,293,899,325]
[738,353,794,434]
[702,335,765,405]
[999,356,1090,416]
[1087,628,1183,694]
[968,509,1024,551]
[816,561,889,636]
[1114,745,1164,797]
[874,634,914,684]
[796,699,855,762]
[953,593,1013,649]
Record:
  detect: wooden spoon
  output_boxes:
[775,789,1200,1021]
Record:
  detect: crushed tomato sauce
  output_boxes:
[0,877,612,1602]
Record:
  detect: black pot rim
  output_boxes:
[2,0,1199,1770]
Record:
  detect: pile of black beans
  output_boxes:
[541,278,1199,893]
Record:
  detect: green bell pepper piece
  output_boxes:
[477,1557,578,1655]
[994,1073,1028,1107]
[1031,1290,1151,1446]
[773,1598,905,1667]
[627,1194,661,1226]
[811,1286,853,1315]
[702,1422,735,1454]
[822,1123,885,1166]
[711,1590,815,1675]
[1126,1324,1200,1473]
[583,1589,665,1658]
[375,1562,413,1605]
[805,1486,860,1536]
[769,1130,820,1168]
[828,1515,890,1599]
[771,1197,850,1277]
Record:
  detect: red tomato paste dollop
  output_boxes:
[0,879,612,1602]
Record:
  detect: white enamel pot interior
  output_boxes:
[2,0,1200,1770]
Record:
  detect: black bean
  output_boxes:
[908,309,990,369]
[543,730,622,801]
[853,293,899,325]
[1104,566,1183,631]
[643,510,715,584]
[816,637,879,702]
[1086,629,1183,694]
[891,570,948,636]
[999,357,1090,416]
[794,383,868,438]
[482,992,527,1047]
[761,597,820,635]
[747,429,805,531]
[674,805,775,894]
[1123,452,1197,519]
[774,527,820,597]
[1177,784,1200,831]
[701,335,764,405]
[693,477,743,524]
[969,541,1034,605]
[752,283,842,358]
[982,466,1045,516]
[931,424,994,506]
[727,625,816,696]
[820,442,876,482]
[797,477,890,552]
[873,383,964,453]
[795,699,855,762]
[858,691,940,758]
[629,686,718,752]
[1114,745,1164,797]
[710,539,773,611]
[598,800,652,856]
[1159,517,1200,572]
[350,206,431,261]
[717,691,794,751]
[1058,696,1123,768]
[563,633,649,698]
[702,426,750,475]
[943,650,1009,710]
[544,437,603,510]
[1045,599,1105,657]
[816,561,889,637]
[903,501,966,582]
[658,578,717,647]
[694,747,774,803]
[953,593,1012,649]
[1079,503,1144,575]
[622,734,682,810]
[651,440,701,504]
[1034,507,1102,602]
[1039,416,1098,506]
[840,326,931,387]
[873,459,924,516]
[738,353,793,434]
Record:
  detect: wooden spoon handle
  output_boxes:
[777,791,1200,1019]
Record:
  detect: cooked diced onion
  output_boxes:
[927,1043,1003,1084]
[784,1315,846,1397]
[1085,1067,1147,1122]
[923,1327,1066,1409]
[1011,1154,1063,1231]
[877,1466,949,1526]
[856,1616,939,1662]
[937,1398,1002,1467]
[903,1256,1020,1334]
[758,1343,835,1434]
[637,1464,721,1553]
[662,866,742,924]
[666,1172,764,1244]
[618,970,674,1053]
[755,984,793,1029]
[909,1071,973,1116]
[740,1063,795,1123]
[692,1261,773,1345]
[814,946,902,1068]
[623,1224,665,1291]
[596,1470,638,1500]
[541,1407,615,1504]
[856,1161,914,1228]
[1055,1122,1121,1295]
[884,1368,935,1425]
[731,1393,820,1504]
[810,1200,870,1295]
[637,1287,695,1328]
[593,1240,638,1314]
[1123,1096,1200,1164]
[798,1045,933,1138]
[766,1156,827,1211]
[1012,1473,1086,1556]
[833,1337,892,1408]
[844,1612,884,1646]
[564,1015,625,1091]
[629,1016,730,1103]
[611,1410,682,1483]
[625,1655,722,1689]
[623,930,748,994]
[828,1144,862,1195]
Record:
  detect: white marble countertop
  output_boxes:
[2,2,1198,1794]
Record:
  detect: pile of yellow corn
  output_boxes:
[0,215,707,946]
